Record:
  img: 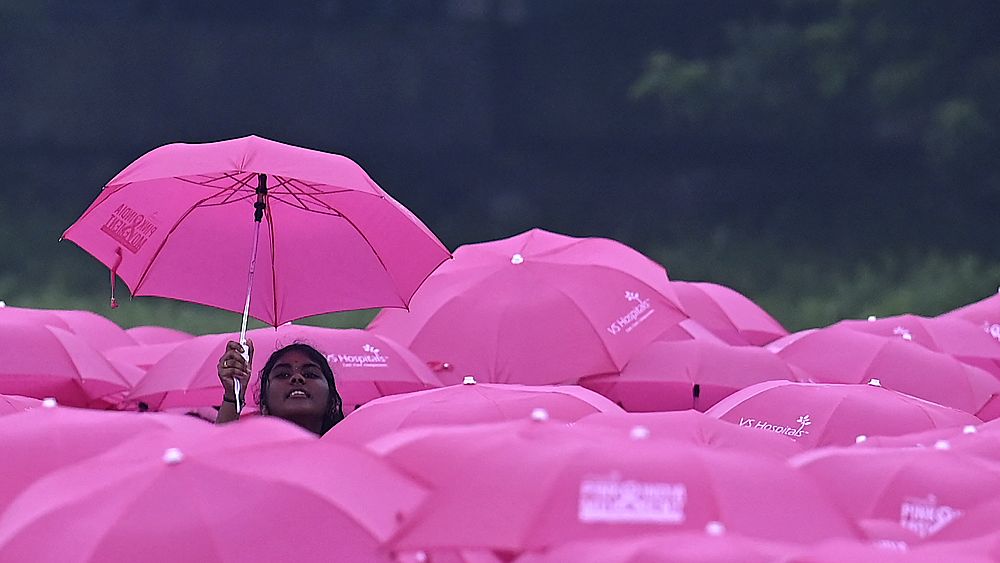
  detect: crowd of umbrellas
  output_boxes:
[2,136,1000,561]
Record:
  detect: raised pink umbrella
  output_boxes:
[0,322,132,407]
[125,325,194,345]
[378,418,857,554]
[575,410,803,458]
[369,228,687,386]
[324,378,621,446]
[792,446,1000,543]
[62,135,450,413]
[705,380,981,449]
[0,393,43,416]
[512,532,791,563]
[776,327,1000,417]
[0,420,424,563]
[833,314,1000,378]
[0,403,209,512]
[579,339,801,412]
[670,281,788,346]
[129,325,442,412]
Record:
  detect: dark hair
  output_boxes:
[256,342,345,434]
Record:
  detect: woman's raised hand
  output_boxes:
[217,339,254,403]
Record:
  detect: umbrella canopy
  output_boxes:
[776,327,1000,417]
[129,325,441,411]
[378,418,857,554]
[125,325,194,345]
[324,379,621,446]
[61,135,451,326]
[579,339,801,412]
[0,393,42,416]
[512,532,790,563]
[705,380,981,449]
[792,446,1000,543]
[0,404,208,512]
[47,309,136,351]
[0,421,424,562]
[854,418,1000,452]
[368,228,687,385]
[670,281,788,346]
[575,410,804,458]
[0,322,132,407]
[0,305,71,330]
[833,314,1000,378]
[103,341,184,372]
[939,290,1000,325]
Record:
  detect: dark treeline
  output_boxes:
[2,0,998,321]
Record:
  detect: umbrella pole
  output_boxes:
[234,173,268,414]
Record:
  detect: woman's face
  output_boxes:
[264,349,331,421]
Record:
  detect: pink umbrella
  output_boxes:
[855,418,1000,452]
[764,329,819,353]
[0,403,209,512]
[0,322,132,407]
[833,314,1000,378]
[103,340,184,372]
[324,378,621,446]
[0,304,71,330]
[0,422,424,563]
[939,290,1000,325]
[575,410,804,458]
[125,325,194,345]
[129,325,442,412]
[792,446,1000,543]
[705,380,981,449]
[513,532,790,563]
[379,418,858,554]
[776,327,1000,417]
[369,228,686,385]
[48,309,136,351]
[670,281,788,346]
[579,339,801,412]
[62,135,451,412]
[0,393,43,416]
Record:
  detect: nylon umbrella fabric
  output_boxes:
[670,281,788,346]
[939,290,1000,326]
[368,228,687,385]
[0,322,132,407]
[128,325,442,412]
[0,420,424,563]
[378,418,858,554]
[61,135,451,327]
[0,394,42,416]
[323,379,621,446]
[792,446,1000,544]
[575,410,804,458]
[579,339,801,412]
[775,327,1000,417]
[512,532,791,563]
[705,380,981,449]
[125,325,194,345]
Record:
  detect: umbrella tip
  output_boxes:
[901,333,913,341]
[530,408,549,422]
[933,440,951,451]
[867,378,882,387]
[511,253,524,265]
[867,315,877,322]
[630,425,650,440]
[855,435,868,444]
[462,376,477,385]
[42,397,58,408]
[963,425,978,434]
[0,300,5,308]
[163,447,185,465]
[705,521,726,536]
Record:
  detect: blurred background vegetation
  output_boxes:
[2,0,998,334]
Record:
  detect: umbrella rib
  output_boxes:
[267,201,279,325]
[132,193,232,296]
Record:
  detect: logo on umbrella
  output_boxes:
[737,414,812,439]
[100,204,158,254]
[893,326,913,341]
[607,291,655,336]
[984,322,1000,343]
[578,472,687,524]
[900,494,963,538]
[327,344,388,368]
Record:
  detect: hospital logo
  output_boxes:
[900,495,962,538]
[579,472,687,524]
[100,204,158,254]
[737,414,812,439]
[984,322,1000,343]
[327,344,388,368]
[607,291,655,336]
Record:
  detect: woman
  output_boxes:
[215,340,344,435]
